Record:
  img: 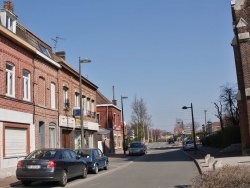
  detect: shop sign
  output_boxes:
[59,115,75,128]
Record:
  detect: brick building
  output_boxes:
[0,1,99,177]
[231,0,250,155]
[96,90,124,154]
[55,52,99,150]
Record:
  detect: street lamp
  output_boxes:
[182,103,197,154]
[121,95,128,154]
[79,57,91,149]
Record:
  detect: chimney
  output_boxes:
[55,51,66,60]
[4,1,14,12]
[112,86,117,105]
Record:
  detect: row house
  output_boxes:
[96,90,125,154]
[55,52,99,150]
[0,1,98,177]
[231,0,250,155]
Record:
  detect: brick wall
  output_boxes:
[0,35,33,114]
[33,57,59,149]
[232,1,250,155]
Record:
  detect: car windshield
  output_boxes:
[130,143,143,148]
[76,150,91,157]
[26,150,57,159]
[186,141,194,144]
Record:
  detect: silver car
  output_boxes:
[128,142,147,156]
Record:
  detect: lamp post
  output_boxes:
[182,103,197,154]
[79,57,91,149]
[121,95,128,154]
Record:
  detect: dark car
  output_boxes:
[128,141,147,156]
[16,148,87,187]
[75,148,109,174]
[168,138,174,144]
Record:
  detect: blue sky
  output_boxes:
[10,0,237,132]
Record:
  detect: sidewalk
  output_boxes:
[184,144,250,174]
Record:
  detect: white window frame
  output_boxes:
[75,92,79,108]
[63,87,68,108]
[51,83,56,109]
[6,62,15,97]
[87,98,90,111]
[83,97,87,115]
[91,100,95,112]
[6,15,13,31]
[23,70,30,101]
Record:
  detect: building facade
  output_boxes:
[56,52,99,150]
[0,1,99,177]
[96,90,124,154]
[231,0,250,155]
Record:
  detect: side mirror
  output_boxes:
[76,155,81,160]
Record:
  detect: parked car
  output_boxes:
[128,141,147,156]
[183,140,195,150]
[16,148,87,187]
[168,138,174,144]
[75,148,109,174]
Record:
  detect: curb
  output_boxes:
[182,150,202,175]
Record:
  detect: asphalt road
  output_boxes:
[12,143,199,188]
[68,143,199,188]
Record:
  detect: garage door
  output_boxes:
[5,128,27,157]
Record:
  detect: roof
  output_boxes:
[96,90,112,104]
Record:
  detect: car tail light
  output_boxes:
[47,160,56,168]
[17,161,23,168]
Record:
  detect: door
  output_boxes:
[62,150,75,178]
[39,121,45,148]
[62,130,71,148]
[94,149,105,168]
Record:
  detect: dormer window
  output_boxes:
[39,44,51,57]
[6,15,13,30]
[0,9,17,33]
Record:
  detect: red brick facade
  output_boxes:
[96,91,124,153]
[0,2,99,175]
[231,0,250,155]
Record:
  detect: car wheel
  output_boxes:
[104,161,109,170]
[81,165,88,178]
[58,170,67,187]
[93,164,98,174]
[22,181,31,186]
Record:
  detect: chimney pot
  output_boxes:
[4,1,14,12]
[55,51,66,60]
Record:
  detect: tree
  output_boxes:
[219,83,239,126]
[130,95,152,142]
[213,101,224,130]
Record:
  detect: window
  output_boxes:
[6,15,13,31]
[83,97,87,115]
[96,113,100,124]
[75,92,79,107]
[113,113,116,125]
[39,44,51,57]
[87,98,90,116]
[6,63,15,97]
[63,86,69,109]
[23,70,30,101]
[51,83,56,109]
[91,100,95,112]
